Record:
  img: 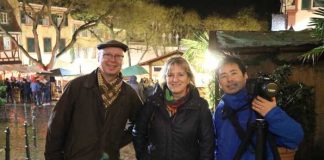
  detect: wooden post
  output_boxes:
[4,127,10,160]
[14,102,18,123]
[24,122,31,160]
[24,103,28,124]
[32,114,37,148]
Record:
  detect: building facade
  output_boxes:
[0,0,21,65]
[283,0,324,31]
[2,0,181,75]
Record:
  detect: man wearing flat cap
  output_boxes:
[45,40,143,160]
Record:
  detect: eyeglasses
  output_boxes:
[102,53,124,61]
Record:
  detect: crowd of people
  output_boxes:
[3,76,53,106]
[44,40,304,160]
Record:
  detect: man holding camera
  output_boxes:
[213,55,304,160]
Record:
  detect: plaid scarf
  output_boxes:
[97,69,123,108]
[165,86,190,117]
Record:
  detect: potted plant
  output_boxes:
[271,65,316,160]
[0,81,6,106]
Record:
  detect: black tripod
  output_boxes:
[233,118,280,160]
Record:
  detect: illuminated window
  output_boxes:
[57,15,63,25]
[3,36,11,50]
[25,12,33,25]
[42,16,50,26]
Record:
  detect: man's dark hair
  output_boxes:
[217,55,247,76]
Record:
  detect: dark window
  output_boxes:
[44,38,51,52]
[314,0,324,7]
[154,67,161,72]
[59,39,65,52]
[302,0,311,9]
[20,11,26,23]
[0,37,3,50]
[27,38,35,52]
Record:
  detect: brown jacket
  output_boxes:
[45,69,142,160]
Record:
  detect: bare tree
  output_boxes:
[0,0,110,70]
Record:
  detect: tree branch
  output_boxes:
[89,29,103,42]
[56,11,111,58]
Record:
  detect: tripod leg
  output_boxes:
[268,133,281,160]
[233,123,256,160]
[255,119,267,160]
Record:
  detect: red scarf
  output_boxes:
[165,86,190,116]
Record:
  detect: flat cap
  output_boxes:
[97,40,128,52]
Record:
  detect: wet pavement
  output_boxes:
[0,103,136,160]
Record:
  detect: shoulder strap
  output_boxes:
[223,106,247,141]
[223,104,256,154]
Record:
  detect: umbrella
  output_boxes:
[37,68,79,76]
[50,68,79,76]
[122,65,148,77]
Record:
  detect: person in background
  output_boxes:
[141,77,155,99]
[213,55,304,160]
[22,78,31,103]
[128,75,145,102]
[45,40,142,160]
[133,56,214,160]
[5,78,14,103]
[30,79,41,105]
[43,79,51,105]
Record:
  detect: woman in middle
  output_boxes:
[133,56,214,160]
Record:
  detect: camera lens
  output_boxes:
[263,82,278,98]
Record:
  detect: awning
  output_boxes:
[0,64,42,73]
[37,68,79,76]
[208,30,323,54]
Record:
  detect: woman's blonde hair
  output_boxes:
[160,56,195,85]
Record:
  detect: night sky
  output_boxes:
[159,0,281,19]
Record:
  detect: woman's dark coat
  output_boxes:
[133,84,214,160]
[45,69,142,160]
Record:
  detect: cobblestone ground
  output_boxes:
[0,103,137,160]
[120,143,136,160]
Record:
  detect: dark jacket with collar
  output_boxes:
[45,69,142,160]
[133,84,214,160]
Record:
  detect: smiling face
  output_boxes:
[218,63,248,95]
[166,63,191,99]
[98,47,124,80]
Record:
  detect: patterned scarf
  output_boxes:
[97,69,123,108]
[165,86,190,117]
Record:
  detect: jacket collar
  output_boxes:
[222,88,252,110]
[83,68,124,89]
[82,68,99,89]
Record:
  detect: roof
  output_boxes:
[0,64,41,73]
[208,30,323,54]
[138,50,183,66]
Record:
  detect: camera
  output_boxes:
[246,73,278,100]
